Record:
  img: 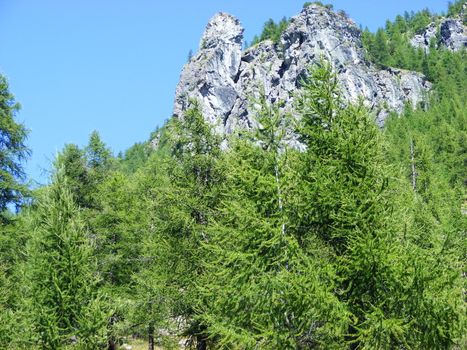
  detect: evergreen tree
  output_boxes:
[0,218,30,348]
[1,2,466,349]
[250,17,290,46]
[92,172,141,290]
[85,130,112,173]
[200,92,349,349]
[294,61,465,348]
[89,171,145,349]
[56,144,90,208]
[56,132,114,210]
[23,169,109,349]
[0,74,29,221]
[131,102,224,349]
[117,141,151,174]
[373,28,390,65]
[447,0,466,18]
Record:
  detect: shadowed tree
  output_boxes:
[0,74,29,222]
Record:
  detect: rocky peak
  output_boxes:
[283,4,363,63]
[173,13,243,130]
[173,4,431,134]
[200,12,243,50]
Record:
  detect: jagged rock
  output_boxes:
[410,23,437,53]
[410,16,467,53]
[173,4,431,134]
[440,18,467,50]
[173,12,243,133]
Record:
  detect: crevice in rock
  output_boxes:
[233,68,242,84]
[199,83,211,97]
[278,59,290,78]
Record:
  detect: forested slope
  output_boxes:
[0,1,465,349]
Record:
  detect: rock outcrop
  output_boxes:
[173,4,431,133]
[173,13,244,133]
[410,17,467,53]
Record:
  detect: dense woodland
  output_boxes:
[0,1,466,349]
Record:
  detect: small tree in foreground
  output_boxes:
[24,169,109,349]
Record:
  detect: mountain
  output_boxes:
[173,3,431,132]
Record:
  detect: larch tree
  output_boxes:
[131,101,225,350]
[293,61,465,348]
[199,91,349,349]
[23,169,109,349]
[0,73,30,347]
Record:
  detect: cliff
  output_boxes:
[173,4,431,132]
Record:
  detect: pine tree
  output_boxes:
[131,102,224,349]
[294,61,465,348]
[24,169,109,349]
[0,74,29,222]
[199,92,349,349]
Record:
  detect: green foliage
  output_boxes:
[447,0,466,18]
[56,131,114,210]
[1,2,466,348]
[294,61,465,348]
[0,218,30,348]
[303,1,333,10]
[0,74,29,221]
[361,2,466,266]
[128,102,225,347]
[56,144,90,208]
[85,130,112,172]
[361,8,435,71]
[200,92,349,348]
[118,141,151,174]
[23,169,110,348]
[92,172,142,289]
[295,62,389,254]
[250,17,290,47]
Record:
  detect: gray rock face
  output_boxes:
[440,18,467,51]
[173,13,243,133]
[173,5,431,133]
[409,23,438,53]
[410,17,467,53]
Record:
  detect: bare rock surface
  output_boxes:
[410,17,466,53]
[174,4,431,133]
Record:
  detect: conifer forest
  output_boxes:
[0,1,466,349]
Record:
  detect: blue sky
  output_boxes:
[0,0,449,184]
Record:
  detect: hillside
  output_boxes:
[0,1,465,349]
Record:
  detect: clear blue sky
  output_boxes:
[0,0,449,184]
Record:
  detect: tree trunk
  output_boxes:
[410,139,417,191]
[108,339,117,350]
[196,334,207,350]
[148,322,155,350]
[108,315,117,350]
